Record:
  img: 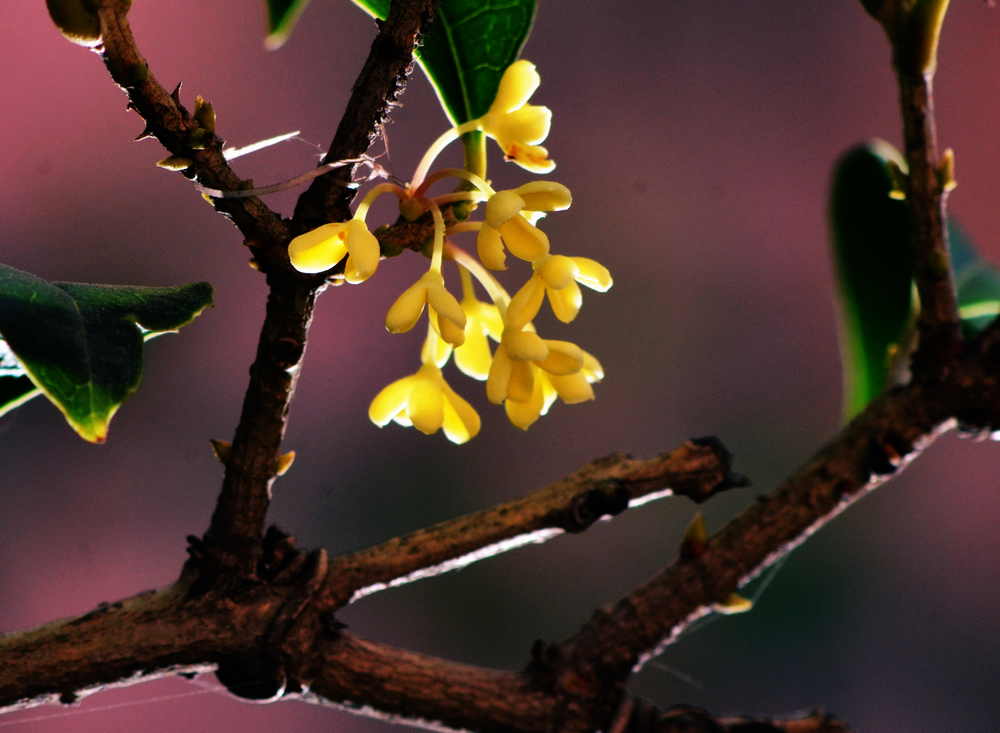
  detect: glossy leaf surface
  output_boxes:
[951,222,1000,333]
[353,0,537,124]
[830,141,913,419]
[0,263,213,442]
[830,141,1000,417]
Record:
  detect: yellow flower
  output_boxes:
[385,271,467,346]
[486,326,584,406]
[511,255,613,324]
[477,182,572,270]
[479,60,555,173]
[503,350,604,430]
[288,219,380,282]
[369,362,481,444]
[454,295,503,380]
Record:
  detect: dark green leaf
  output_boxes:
[950,222,1000,333]
[830,140,914,419]
[830,142,1000,418]
[0,263,213,442]
[264,0,312,50]
[354,0,538,124]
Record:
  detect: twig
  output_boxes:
[292,0,439,226]
[94,0,288,247]
[863,0,962,367]
[318,440,747,608]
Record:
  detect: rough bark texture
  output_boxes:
[1,2,988,733]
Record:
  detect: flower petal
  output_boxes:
[477,225,507,271]
[499,216,549,263]
[581,350,605,382]
[507,360,534,402]
[476,302,504,341]
[344,219,380,282]
[406,370,444,435]
[540,372,559,414]
[547,280,582,323]
[288,223,348,274]
[507,276,546,330]
[496,105,552,147]
[368,375,416,426]
[433,308,467,346]
[505,143,555,173]
[536,339,584,375]
[571,257,613,291]
[426,279,467,331]
[536,255,578,290]
[441,384,481,444]
[504,368,545,430]
[516,181,572,213]
[489,59,540,116]
[454,327,494,380]
[486,342,513,404]
[421,328,453,368]
[547,371,595,404]
[385,278,429,333]
[506,330,550,362]
[485,191,526,229]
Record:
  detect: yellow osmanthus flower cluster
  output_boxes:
[285,61,611,443]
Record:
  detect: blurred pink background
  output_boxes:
[3,1,1000,731]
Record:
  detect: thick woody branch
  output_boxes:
[201,0,439,573]
[0,582,232,710]
[201,273,323,572]
[307,633,555,733]
[293,0,439,227]
[537,325,1000,732]
[318,440,745,609]
[13,319,1000,727]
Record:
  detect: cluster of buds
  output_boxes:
[287,61,612,443]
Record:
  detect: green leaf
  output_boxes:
[950,222,1000,333]
[353,0,538,124]
[830,140,914,419]
[830,141,1000,418]
[264,0,312,50]
[0,263,213,442]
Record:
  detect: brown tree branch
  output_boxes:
[532,324,1000,733]
[899,69,960,364]
[94,0,442,574]
[293,0,439,227]
[864,0,961,367]
[319,439,746,609]
[95,0,288,248]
